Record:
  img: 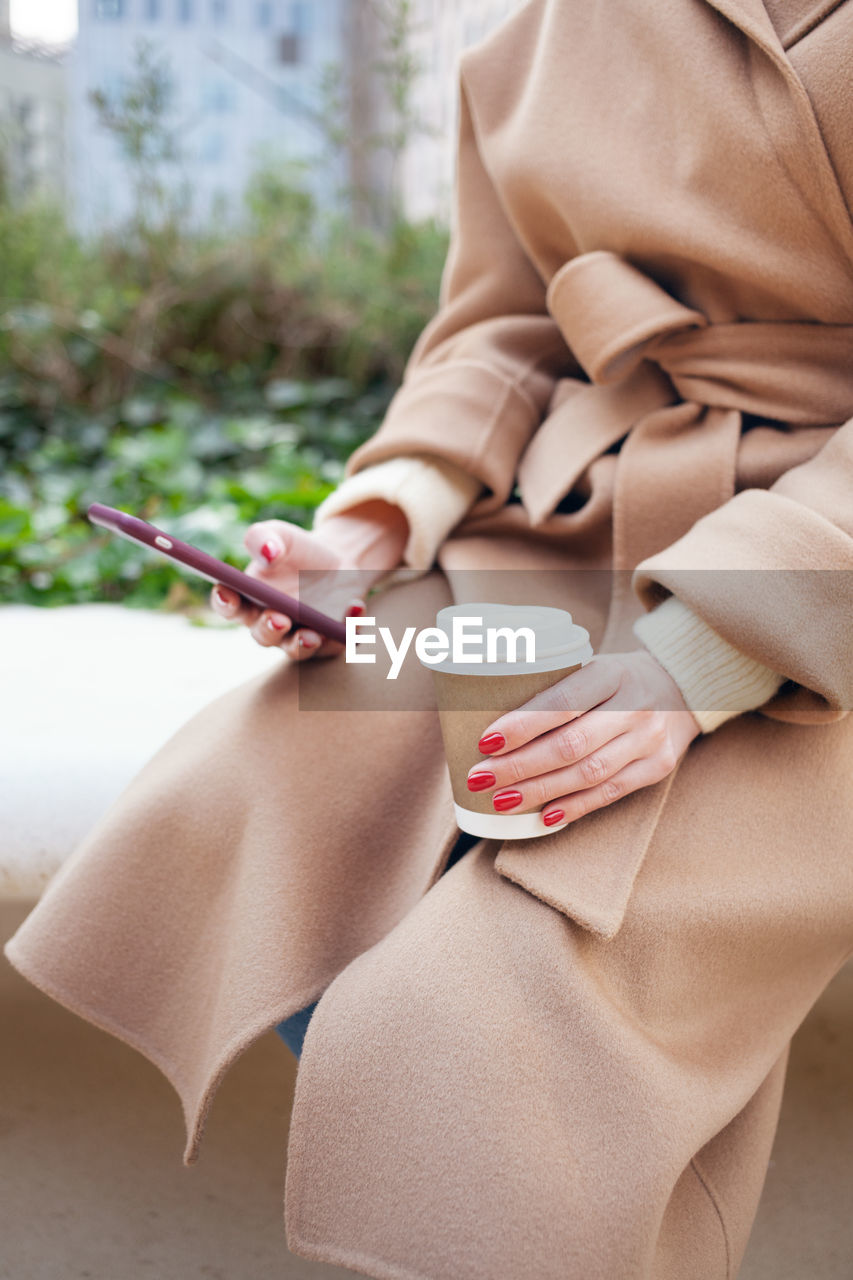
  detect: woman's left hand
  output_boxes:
[469,651,702,830]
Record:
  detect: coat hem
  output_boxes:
[689,1158,732,1280]
[286,1230,439,1280]
[2,933,344,1166]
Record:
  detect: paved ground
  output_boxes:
[1,901,851,1280]
[0,903,353,1280]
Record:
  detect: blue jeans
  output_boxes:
[274,831,480,1059]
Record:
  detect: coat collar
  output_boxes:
[702,0,785,56]
[707,0,849,51]
[702,0,853,260]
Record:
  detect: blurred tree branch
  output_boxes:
[89,39,188,236]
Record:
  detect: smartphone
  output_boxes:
[86,502,348,645]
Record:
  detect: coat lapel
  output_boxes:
[701,0,853,258]
[494,768,679,939]
[702,0,793,48]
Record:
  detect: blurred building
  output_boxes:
[70,0,346,230]
[64,1,526,232]
[401,0,524,221]
[0,0,68,204]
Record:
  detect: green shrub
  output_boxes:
[0,176,448,610]
[0,372,396,609]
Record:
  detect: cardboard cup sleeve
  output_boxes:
[421,603,593,841]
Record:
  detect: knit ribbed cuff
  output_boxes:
[633,596,785,733]
[312,455,483,570]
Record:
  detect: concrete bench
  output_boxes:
[0,603,276,899]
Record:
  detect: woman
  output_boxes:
[6,1,853,1276]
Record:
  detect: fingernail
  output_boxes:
[493,790,523,812]
[214,586,231,608]
[543,809,565,827]
[467,771,496,793]
[260,538,282,563]
[267,613,287,632]
[478,732,506,754]
[346,602,365,617]
[298,630,320,647]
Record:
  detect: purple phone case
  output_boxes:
[87,503,348,645]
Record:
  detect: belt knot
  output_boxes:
[546,250,853,425]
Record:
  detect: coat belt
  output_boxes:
[517,249,853,571]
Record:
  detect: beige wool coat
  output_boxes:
[7,1,853,1276]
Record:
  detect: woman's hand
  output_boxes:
[209,499,408,662]
[468,651,701,828]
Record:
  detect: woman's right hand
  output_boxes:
[209,500,409,662]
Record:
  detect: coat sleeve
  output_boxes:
[334,67,580,513]
[312,454,483,570]
[633,420,853,723]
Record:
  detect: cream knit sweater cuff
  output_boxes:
[633,596,785,733]
[312,455,482,570]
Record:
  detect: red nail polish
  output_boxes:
[214,586,230,606]
[493,790,523,812]
[478,732,506,754]
[543,809,565,827]
[260,540,279,563]
[467,771,496,792]
[346,603,365,617]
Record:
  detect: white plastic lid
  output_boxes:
[421,602,593,675]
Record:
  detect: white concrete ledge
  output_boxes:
[0,604,279,900]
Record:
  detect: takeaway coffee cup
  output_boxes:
[421,602,593,840]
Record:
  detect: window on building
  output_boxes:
[96,69,125,101]
[178,0,193,22]
[201,76,235,112]
[290,1,309,36]
[256,1,273,29]
[200,131,226,164]
[276,3,307,63]
[94,0,125,18]
[211,0,227,21]
[278,32,301,64]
